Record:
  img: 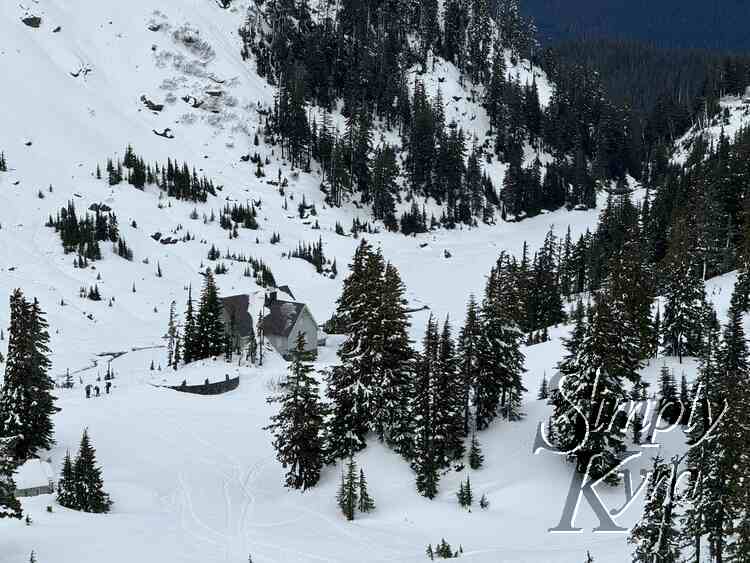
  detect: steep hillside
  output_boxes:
[0,1,720,562]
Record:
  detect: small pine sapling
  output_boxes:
[468,432,483,470]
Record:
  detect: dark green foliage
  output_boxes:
[219,202,259,231]
[357,468,375,513]
[479,493,489,510]
[336,458,359,521]
[660,215,706,362]
[657,366,680,425]
[434,539,459,559]
[327,241,414,460]
[475,254,526,429]
[457,296,481,434]
[628,456,681,563]
[468,432,483,470]
[265,334,326,491]
[537,374,549,400]
[551,291,639,485]
[102,146,216,202]
[290,237,327,274]
[46,201,120,261]
[194,270,225,360]
[56,450,76,509]
[0,436,21,519]
[116,238,133,261]
[412,315,466,498]
[182,286,197,364]
[456,475,473,508]
[59,429,112,513]
[0,291,57,461]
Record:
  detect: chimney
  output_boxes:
[265,288,277,307]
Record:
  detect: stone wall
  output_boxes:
[167,374,240,395]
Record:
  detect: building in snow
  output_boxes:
[14,458,54,497]
[262,289,320,359]
[220,287,323,360]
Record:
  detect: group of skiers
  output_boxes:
[85,380,112,398]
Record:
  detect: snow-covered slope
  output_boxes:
[0,1,703,562]
[672,95,750,164]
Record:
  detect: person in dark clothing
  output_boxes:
[105,381,112,394]
[94,385,100,397]
[85,384,92,399]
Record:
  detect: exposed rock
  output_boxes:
[21,16,41,28]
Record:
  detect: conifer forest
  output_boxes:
[2,1,750,561]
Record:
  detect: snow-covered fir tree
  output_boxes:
[436,317,466,463]
[456,475,473,508]
[265,334,326,491]
[166,300,177,367]
[412,316,442,499]
[660,216,706,362]
[468,432,484,470]
[337,458,359,521]
[182,285,197,364]
[357,468,375,514]
[551,291,638,484]
[0,290,57,461]
[0,435,21,519]
[327,241,414,460]
[372,262,414,457]
[326,241,380,458]
[475,254,526,429]
[195,269,226,360]
[56,450,77,510]
[628,456,682,563]
[457,295,481,434]
[72,429,112,513]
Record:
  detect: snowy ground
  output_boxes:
[0,1,733,561]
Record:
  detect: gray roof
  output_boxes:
[277,285,295,300]
[221,295,253,337]
[262,300,306,338]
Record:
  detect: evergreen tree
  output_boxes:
[327,243,414,460]
[326,241,382,459]
[468,432,484,470]
[661,215,706,362]
[457,475,473,508]
[0,290,57,461]
[337,458,358,521]
[475,256,526,429]
[166,300,177,368]
[479,493,489,509]
[629,456,682,563]
[436,317,466,462]
[537,373,549,400]
[265,334,326,491]
[73,429,112,513]
[373,262,415,457]
[182,286,197,364]
[195,270,225,359]
[0,436,21,519]
[26,298,57,455]
[412,316,441,499]
[551,293,631,484]
[681,308,721,561]
[657,365,680,425]
[56,450,77,509]
[357,468,375,513]
[457,295,481,434]
[705,288,750,561]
